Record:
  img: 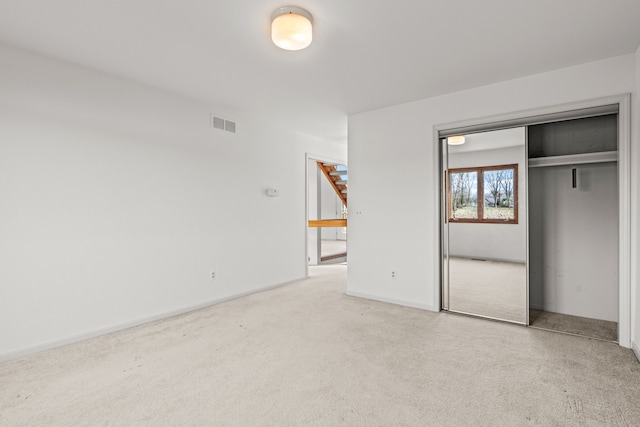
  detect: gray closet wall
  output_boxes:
[528,115,619,322]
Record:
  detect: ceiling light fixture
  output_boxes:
[447,135,466,145]
[271,6,313,51]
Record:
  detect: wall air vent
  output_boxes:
[224,120,236,133]
[211,115,236,134]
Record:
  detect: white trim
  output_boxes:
[617,94,632,348]
[525,128,530,326]
[437,97,622,136]
[433,130,443,311]
[632,341,640,363]
[0,277,305,362]
[434,93,632,348]
[347,290,437,311]
[304,155,314,272]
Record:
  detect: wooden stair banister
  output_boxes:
[317,161,348,207]
[308,219,347,228]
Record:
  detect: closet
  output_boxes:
[441,107,622,342]
[527,114,618,341]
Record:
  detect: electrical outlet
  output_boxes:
[391,271,395,278]
[211,271,216,280]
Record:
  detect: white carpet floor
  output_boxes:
[1,264,639,426]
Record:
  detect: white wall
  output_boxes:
[448,145,526,263]
[0,44,346,359]
[347,54,637,321]
[529,163,619,321]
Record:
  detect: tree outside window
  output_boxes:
[448,164,518,224]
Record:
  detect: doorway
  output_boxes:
[306,154,348,273]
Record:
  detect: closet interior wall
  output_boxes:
[527,114,619,324]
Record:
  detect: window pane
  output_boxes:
[450,171,478,219]
[483,169,515,220]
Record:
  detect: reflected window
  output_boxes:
[449,170,478,219]
[448,164,518,224]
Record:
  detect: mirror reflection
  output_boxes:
[444,127,527,324]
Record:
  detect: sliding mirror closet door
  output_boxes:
[443,128,527,324]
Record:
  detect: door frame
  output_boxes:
[433,93,632,348]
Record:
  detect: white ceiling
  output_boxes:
[1,0,639,143]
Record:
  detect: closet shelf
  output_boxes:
[528,151,617,168]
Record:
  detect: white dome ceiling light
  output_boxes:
[271,6,313,51]
[447,135,466,145]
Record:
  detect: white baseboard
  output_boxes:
[346,290,437,312]
[0,277,304,363]
[632,341,640,363]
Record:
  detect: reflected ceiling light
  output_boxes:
[447,135,466,145]
[271,6,313,51]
